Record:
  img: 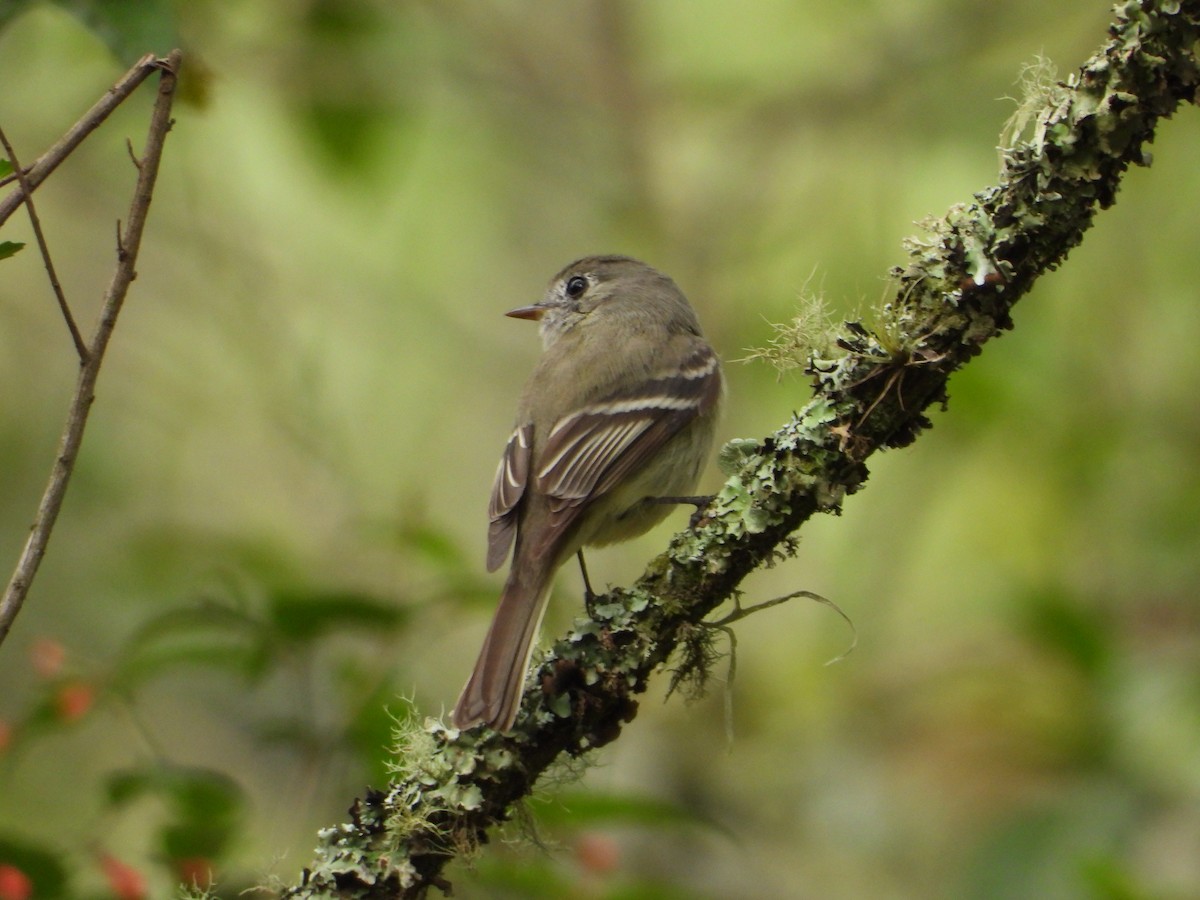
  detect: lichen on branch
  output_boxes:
[280,3,1200,897]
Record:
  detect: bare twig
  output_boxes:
[0,50,182,650]
[0,125,89,361]
[0,53,160,227]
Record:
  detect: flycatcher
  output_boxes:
[451,256,723,732]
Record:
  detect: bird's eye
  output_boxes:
[565,275,588,298]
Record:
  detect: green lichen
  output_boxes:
[738,282,841,376]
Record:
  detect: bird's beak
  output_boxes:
[505,304,545,321]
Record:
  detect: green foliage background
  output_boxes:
[0,1,1198,897]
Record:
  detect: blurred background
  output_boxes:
[0,1,1198,897]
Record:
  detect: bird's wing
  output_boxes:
[536,341,721,519]
[486,423,532,572]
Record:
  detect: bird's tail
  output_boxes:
[451,562,553,732]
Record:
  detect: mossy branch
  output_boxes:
[280,3,1200,896]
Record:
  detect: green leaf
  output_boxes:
[396,522,467,569]
[105,766,245,861]
[1020,588,1111,678]
[52,0,181,63]
[0,159,12,177]
[299,99,383,175]
[112,603,274,687]
[0,241,25,261]
[0,836,68,898]
[268,589,407,642]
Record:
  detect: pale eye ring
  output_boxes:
[565,275,588,298]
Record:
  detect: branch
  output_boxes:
[0,53,162,227]
[0,50,182,649]
[0,125,89,360]
[281,3,1200,896]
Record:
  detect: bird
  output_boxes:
[451,255,723,732]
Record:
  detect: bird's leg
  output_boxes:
[577,549,598,612]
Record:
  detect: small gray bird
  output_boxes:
[451,256,723,732]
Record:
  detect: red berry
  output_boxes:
[0,864,32,900]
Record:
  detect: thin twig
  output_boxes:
[0,53,159,227]
[0,50,182,650]
[0,125,89,362]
